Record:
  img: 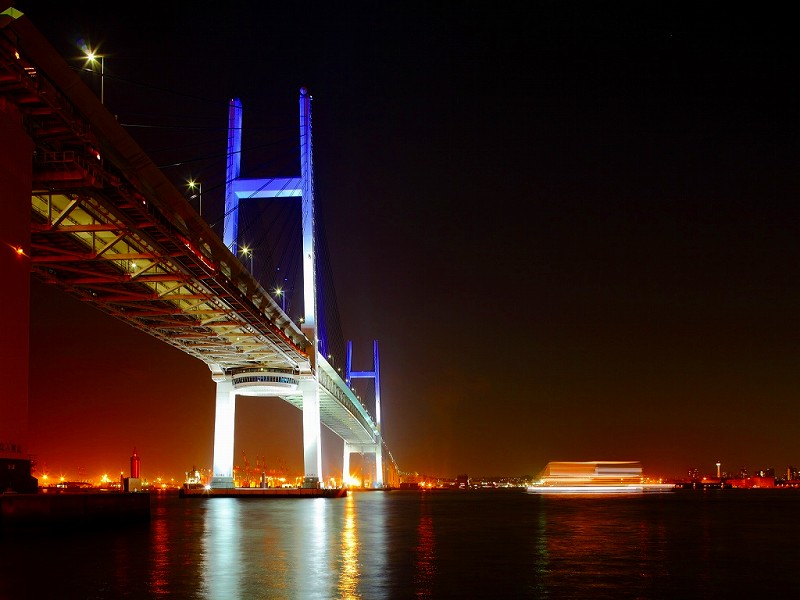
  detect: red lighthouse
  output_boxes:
[131,448,140,479]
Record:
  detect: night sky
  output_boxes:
[11,2,800,481]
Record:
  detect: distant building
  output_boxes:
[727,476,775,489]
[400,472,422,485]
[399,482,424,490]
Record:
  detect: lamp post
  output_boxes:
[85,51,104,104]
[274,288,286,312]
[240,246,253,276]
[187,179,202,215]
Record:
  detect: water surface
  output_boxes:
[2,488,799,598]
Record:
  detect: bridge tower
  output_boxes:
[211,88,322,489]
[344,340,384,488]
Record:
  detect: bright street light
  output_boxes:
[187,179,203,215]
[240,245,254,275]
[84,50,105,104]
[274,287,286,311]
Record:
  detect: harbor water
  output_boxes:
[2,488,799,599]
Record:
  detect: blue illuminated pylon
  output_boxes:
[223,89,317,344]
[223,99,242,253]
[345,340,381,433]
[345,340,383,488]
[221,89,322,487]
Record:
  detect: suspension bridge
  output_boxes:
[0,7,399,493]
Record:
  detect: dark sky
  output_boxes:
[12,2,800,481]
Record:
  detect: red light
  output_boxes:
[15,246,24,256]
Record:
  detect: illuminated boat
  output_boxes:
[526,461,675,494]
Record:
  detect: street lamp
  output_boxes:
[240,245,253,275]
[274,287,285,311]
[84,50,104,104]
[187,179,202,215]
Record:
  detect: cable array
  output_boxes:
[84,67,348,369]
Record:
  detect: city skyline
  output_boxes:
[10,2,800,481]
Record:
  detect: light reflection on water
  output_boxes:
[413,492,436,598]
[148,500,170,595]
[531,507,549,597]
[338,493,360,598]
[2,489,800,598]
[537,495,667,596]
[202,498,243,599]
[199,494,377,599]
[295,497,331,598]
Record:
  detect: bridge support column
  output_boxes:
[211,379,236,488]
[374,441,384,489]
[300,379,322,488]
[342,442,351,487]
